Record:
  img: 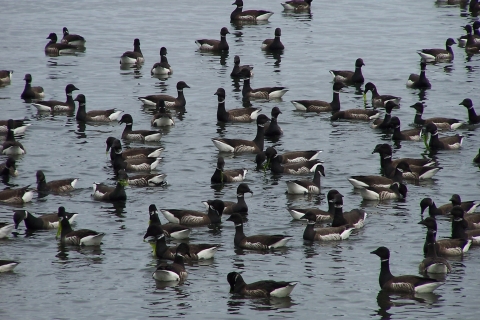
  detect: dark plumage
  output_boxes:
[118,114,162,142]
[291,82,343,113]
[422,123,463,150]
[151,47,172,76]
[45,33,79,56]
[92,170,128,202]
[266,147,322,174]
[1,120,26,155]
[105,137,163,161]
[301,211,354,241]
[147,204,191,240]
[230,0,274,21]
[211,157,247,183]
[419,230,452,274]
[418,217,471,256]
[152,243,190,282]
[161,200,225,226]
[0,158,17,182]
[371,101,396,129]
[286,164,324,194]
[13,209,77,230]
[459,98,480,124]
[0,186,33,204]
[56,207,104,246]
[214,88,261,122]
[406,62,431,89]
[389,117,422,141]
[36,170,78,195]
[348,161,410,188]
[264,107,283,136]
[138,81,190,108]
[20,74,45,100]
[0,70,13,85]
[418,38,456,62]
[410,102,462,130]
[120,38,144,64]
[31,84,78,113]
[281,0,313,11]
[151,100,174,127]
[329,58,365,84]
[227,272,297,298]
[420,195,479,217]
[241,69,288,100]
[196,27,230,52]
[74,94,123,122]
[288,189,339,221]
[363,82,401,108]
[208,183,253,215]
[359,182,408,201]
[371,143,435,172]
[61,27,86,46]
[230,55,253,77]
[261,28,284,51]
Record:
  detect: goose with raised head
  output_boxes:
[211,157,247,183]
[196,27,230,52]
[363,82,401,108]
[152,243,190,282]
[410,102,462,130]
[105,137,163,161]
[45,33,79,55]
[291,82,344,113]
[138,81,190,108]
[20,74,45,100]
[419,229,452,274]
[329,58,365,84]
[227,272,297,298]
[151,100,174,127]
[266,147,323,174]
[151,47,172,75]
[118,114,162,142]
[13,209,77,230]
[230,0,273,21]
[406,62,431,89]
[147,204,191,239]
[459,98,480,124]
[348,161,410,188]
[56,207,104,246]
[418,38,456,62]
[422,123,463,150]
[418,217,471,256]
[301,211,354,241]
[261,28,284,51]
[31,84,78,112]
[74,94,123,122]
[286,164,325,194]
[241,69,288,100]
[120,38,144,65]
[161,200,225,227]
[214,88,260,123]
[230,55,253,77]
[36,170,78,195]
[61,27,86,46]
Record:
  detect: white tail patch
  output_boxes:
[109,111,124,121]
[80,233,105,246]
[286,181,309,194]
[0,262,19,272]
[0,224,15,238]
[197,247,218,260]
[269,237,291,249]
[270,282,298,298]
[161,210,180,224]
[153,270,180,282]
[414,282,443,293]
[31,103,52,112]
[291,101,307,111]
[347,178,370,189]
[138,98,157,107]
[169,229,191,240]
[22,191,33,203]
[148,148,164,158]
[212,139,235,153]
[417,51,436,63]
[13,124,31,135]
[269,89,288,99]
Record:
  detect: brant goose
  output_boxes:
[123,171,166,187]
[92,171,128,202]
[111,142,161,173]
[451,207,480,246]
[230,0,273,21]
[377,150,441,181]
[301,211,354,241]
[214,88,261,122]
[331,193,367,229]
[264,107,283,136]
[226,213,292,250]
[0,70,13,85]
[74,94,123,122]
[459,98,480,124]
[261,28,284,51]
[203,183,252,215]
[256,149,322,169]
[147,204,191,240]
[418,38,456,62]
[227,272,297,298]
[371,101,396,129]
[419,217,471,256]
[410,102,462,130]
[56,207,104,246]
[211,157,247,183]
[36,170,78,195]
[151,47,172,76]
[266,147,323,174]
[291,82,343,113]
[151,100,174,127]
[138,81,190,108]
[152,243,190,282]
[371,143,435,169]
[196,27,230,52]
[105,137,163,161]
[118,114,162,142]
[0,186,33,204]
[420,195,479,216]
[0,119,30,136]
[161,200,225,226]
[20,74,45,100]
[281,0,313,11]
[419,229,452,274]
[211,114,270,153]
[31,84,78,112]
[0,223,15,238]
[61,27,86,46]
[389,117,422,141]
[359,182,408,201]
[363,82,401,108]
[241,69,288,100]
[458,22,480,47]
[145,229,218,261]
[120,38,144,65]
[1,121,26,155]
[288,189,339,221]
[330,105,380,121]
[13,209,77,230]
[45,33,79,55]
[286,164,324,194]
[371,246,442,293]
[230,55,253,77]
[406,62,431,89]
[329,58,365,84]
[348,161,410,188]
[422,123,463,150]
[0,158,17,182]
[465,24,480,54]
[0,260,20,273]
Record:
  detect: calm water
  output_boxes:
[1,0,480,319]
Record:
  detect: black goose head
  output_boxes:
[355,58,365,68]
[227,271,242,291]
[57,206,67,219]
[65,84,79,95]
[36,170,46,183]
[271,107,282,118]
[155,99,166,112]
[175,243,191,258]
[255,152,266,166]
[232,0,243,6]
[133,38,140,47]
[7,119,14,130]
[105,137,117,152]
[363,82,376,93]
[389,116,400,129]
[233,55,241,65]
[149,204,158,215]
[46,33,58,42]
[274,28,282,37]
[449,194,462,206]
[216,156,225,170]
[111,138,123,154]
[333,193,344,206]
[372,143,392,155]
[445,38,456,47]
[62,27,69,36]
[474,21,480,30]
[23,74,33,83]
[418,216,437,231]
[160,47,167,56]
[264,146,277,160]
[143,224,165,240]
[74,94,86,104]
[410,102,424,113]
[208,199,225,216]
[420,61,427,71]
[451,206,465,219]
[464,24,472,34]
[117,169,128,181]
[424,122,438,134]
[314,164,325,177]
[214,88,226,99]
[300,211,317,222]
[390,182,407,198]
[226,212,244,224]
[12,210,28,229]
[384,101,398,113]
[332,81,345,92]
[237,183,253,195]
[5,158,16,171]
[395,161,412,173]
[256,114,270,127]
[240,68,251,79]
[327,189,340,202]
[459,98,473,109]
[370,246,390,260]
[420,198,434,214]
[220,27,230,37]
[176,81,190,90]
[118,113,134,125]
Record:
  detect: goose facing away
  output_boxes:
[348,161,410,188]
[151,100,175,127]
[419,230,452,274]
[211,156,247,183]
[227,272,297,298]
[0,70,13,85]
[21,74,45,100]
[61,27,86,46]
[105,137,163,161]
[359,182,408,201]
[266,147,323,174]
[230,55,253,77]
[92,170,128,202]
[261,28,284,51]
[406,62,431,89]
[56,207,104,246]
[151,47,172,75]
[120,38,144,65]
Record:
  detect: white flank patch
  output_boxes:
[148,174,166,186]
[0,262,19,272]
[414,282,443,293]
[419,168,441,180]
[256,12,273,21]
[269,237,290,249]
[153,270,180,282]
[360,188,380,201]
[161,210,180,224]
[426,263,448,274]
[281,3,296,10]
[406,80,415,88]
[120,56,138,64]
[286,182,309,195]
[270,282,298,298]
[0,224,15,238]
[150,158,161,170]
[22,191,33,203]
[70,179,78,189]
[291,101,307,111]
[31,103,52,112]
[197,247,218,260]
[288,209,306,220]
[450,122,463,130]
[68,214,78,225]
[212,139,235,153]
[148,148,164,158]
[340,228,354,240]
[13,124,31,135]
[417,51,436,62]
[250,109,261,120]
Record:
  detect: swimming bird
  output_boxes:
[286,164,325,194]
[371,246,442,293]
[418,217,471,256]
[61,27,86,46]
[422,123,463,150]
[120,38,144,65]
[451,206,480,246]
[13,209,77,230]
[329,58,365,84]
[203,183,253,215]
[291,82,344,113]
[1,121,26,155]
[118,114,162,142]
[359,182,408,201]
[363,82,401,108]
[105,137,163,161]
[417,38,456,62]
[241,69,288,100]
[138,81,190,108]
[371,143,435,171]
[371,101,396,129]
[230,55,253,77]
[330,104,380,121]
[281,0,312,11]
[287,189,339,221]
[330,193,367,229]
[0,223,15,238]
[196,27,230,52]
[419,229,452,274]
[410,102,462,130]
[230,0,274,21]
[214,88,261,123]
[0,70,13,85]
[0,119,30,136]
[458,23,480,47]
[31,84,79,112]
[152,243,190,282]
[256,149,322,169]
[147,204,191,239]
[301,211,354,241]
[261,28,284,51]
[0,158,17,182]
[381,156,441,181]
[36,170,78,195]
[264,107,283,136]
[459,98,480,124]
[226,213,292,250]
[20,74,45,100]
[420,195,479,217]
[211,114,270,153]
[227,272,297,298]
[211,157,247,183]
[123,170,166,187]
[0,260,20,272]
[266,147,323,174]
[389,117,422,141]
[150,47,172,76]
[406,62,431,89]
[348,161,410,188]
[74,94,123,122]
[44,32,79,55]
[151,100,175,127]
[161,199,225,226]
[92,171,128,202]
[465,23,480,54]
[56,206,104,246]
